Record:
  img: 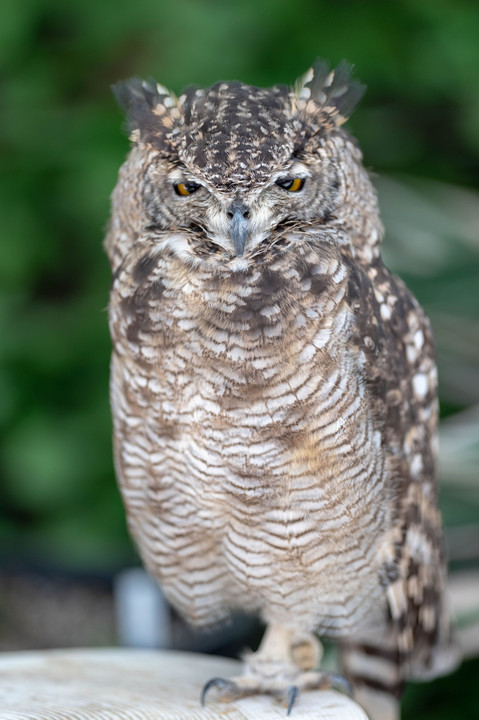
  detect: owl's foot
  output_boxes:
[201,676,299,713]
[200,624,353,714]
[200,669,353,715]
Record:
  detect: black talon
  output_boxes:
[286,685,299,716]
[201,677,236,706]
[323,672,354,697]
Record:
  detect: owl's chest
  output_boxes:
[113,262,350,444]
[112,260,381,518]
[111,248,350,397]
[111,250,374,487]
[110,257,390,627]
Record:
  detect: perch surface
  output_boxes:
[0,647,369,719]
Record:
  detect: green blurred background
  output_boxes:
[1,0,479,716]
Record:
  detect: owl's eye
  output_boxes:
[275,177,305,192]
[174,181,201,197]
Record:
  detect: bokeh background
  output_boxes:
[1,1,479,717]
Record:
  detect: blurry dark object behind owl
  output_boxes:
[105,61,459,720]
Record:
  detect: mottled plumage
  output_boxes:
[106,61,459,719]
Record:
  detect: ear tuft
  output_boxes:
[112,77,181,151]
[296,59,366,127]
[113,77,160,114]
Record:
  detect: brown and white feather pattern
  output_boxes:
[110,240,391,630]
[107,60,459,719]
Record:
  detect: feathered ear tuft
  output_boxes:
[112,77,181,152]
[295,59,366,128]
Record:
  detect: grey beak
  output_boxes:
[228,202,250,257]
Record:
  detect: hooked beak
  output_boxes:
[228,202,250,257]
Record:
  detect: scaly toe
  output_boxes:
[200,669,353,714]
[298,670,354,697]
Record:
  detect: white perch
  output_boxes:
[0,647,369,720]
[2,570,478,719]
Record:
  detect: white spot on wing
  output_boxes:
[380,304,391,320]
[412,373,428,400]
[414,329,424,350]
[409,453,423,478]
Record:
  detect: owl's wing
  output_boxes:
[345,254,459,679]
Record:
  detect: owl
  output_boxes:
[105,61,459,720]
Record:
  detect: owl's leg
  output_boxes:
[201,624,352,713]
[245,623,323,678]
[340,639,402,720]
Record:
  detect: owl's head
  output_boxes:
[111,61,379,270]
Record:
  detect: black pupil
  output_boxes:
[176,181,200,195]
[276,177,300,190]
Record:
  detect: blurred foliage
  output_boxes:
[1,0,479,564]
[1,0,479,708]
[1,0,479,716]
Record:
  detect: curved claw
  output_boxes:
[201,676,238,707]
[286,685,299,716]
[322,672,354,697]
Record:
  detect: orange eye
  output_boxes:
[276,177,305,192]
[174,181,201,196]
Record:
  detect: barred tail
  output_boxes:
[340,639,403,720]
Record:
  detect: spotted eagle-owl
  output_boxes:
[106,61,459,720]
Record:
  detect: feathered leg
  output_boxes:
[202,624,351,713]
